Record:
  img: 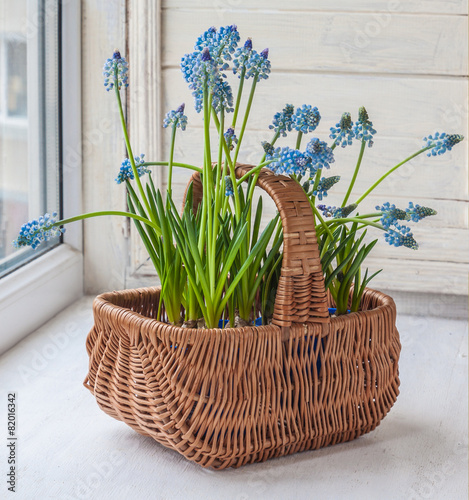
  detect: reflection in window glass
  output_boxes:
[0,1,61,277]
[6,40,28,118]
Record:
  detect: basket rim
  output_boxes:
[92,286,396,345]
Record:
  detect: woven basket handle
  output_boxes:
[182,164,330,327]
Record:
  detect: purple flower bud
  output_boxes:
[244,38,252,50]
[201,47,211,61]
[176,103,185,113]
[260,48,269,59]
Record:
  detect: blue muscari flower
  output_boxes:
[405,202,437,222]
[163,103,188,130]
[194,26,218,53]
[317,204,357,218]
[261,141,274,155]
[376,202,408,229]
[103,50,129,91]
[292,105,321,134]
[13,212,65,250]
[305,138,335,176]
[330,112,354,148]
[266,147,312,176]
[181,52,199,84]
[269,104,294,137]
[215,25,240,62]
[243,48,270,82]
[224,176,234,197]
[423,132,464,156]
[115,154,150,184]
[353,107,376,147]
[194,25,240,68]
[384,227,418,250]
[211,76,234,113]
[313,176,340,200]
[181,48,219,112]
[224,127,238,150]
[232,38,253,77]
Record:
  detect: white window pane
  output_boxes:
[0,0,61,277]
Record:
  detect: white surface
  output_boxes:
[0,245,83,355]
[0,296,467,500]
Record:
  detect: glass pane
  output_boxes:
[0,0,61,277]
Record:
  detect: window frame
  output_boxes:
[0,0,83,355]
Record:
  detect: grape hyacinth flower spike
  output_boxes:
[353,106,376,147]
[313,176,341,200]
[423,132,464,156]
[239,47,271,81]
[266,147,311,176]
[330,112,354,148]
[305,138,335,177]
[384,227,419,250]
[224,176,234,196]
[269,104,295,137]
[163,103,188,130]
[292,105,321,134]
[232,38,253,77]
[103,49,129,91]
[116,155,150,184]
[224,127,238,150]
[13,212,64,249]
[405,202,437,222]
[318,204,357,218]
[376,202,408,229]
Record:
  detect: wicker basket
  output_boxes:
[84,165,401,469]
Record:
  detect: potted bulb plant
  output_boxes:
[14,26,463,469]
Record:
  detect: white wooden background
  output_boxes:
[82,1,468,310]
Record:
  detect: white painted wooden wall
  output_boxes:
[82,1,469,309]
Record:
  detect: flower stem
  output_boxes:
[231,67,246,129]
[142,161,202,173]
[309,167,323,205]
[295,131,303,150]
[211,108,241,218]
[236,161,272,186]
[115,87,153,219]
[55,211,161,235]
[323,216,383,231]
[233,77,258,165]
[354,146,432,205]
[342,139,365,207]
[167,125,177,197]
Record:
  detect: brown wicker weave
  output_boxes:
[84,165,401,469]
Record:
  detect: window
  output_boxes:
[0,0,61,277]
[0,1,83,354]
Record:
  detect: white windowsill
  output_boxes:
[0,244,83,354]
[0,296,466,498]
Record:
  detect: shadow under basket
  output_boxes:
[83,166,401,469]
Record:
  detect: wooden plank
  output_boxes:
[82,0,128,294]
[365,227,469,262]
[163,0,469,15]
[160,127,468,202]
[162,10,468,76]
[162,69,469,140]
[127,0,163,274]
[366,257,469,294]
[129,254,469,296]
